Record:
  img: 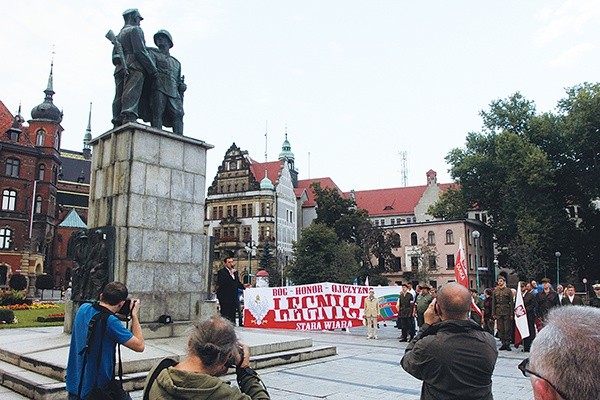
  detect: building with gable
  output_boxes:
[204,137,298,284]
[1,67,92,290]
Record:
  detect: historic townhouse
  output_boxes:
[205,138,298,282]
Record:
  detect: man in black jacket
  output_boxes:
[401,283,498,400]
[216,257,246,324]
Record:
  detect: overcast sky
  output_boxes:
[3,1,600,191]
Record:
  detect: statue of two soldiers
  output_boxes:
[108,8,186,134]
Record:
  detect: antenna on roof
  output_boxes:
[398,150,408,187]
[308,151,311,179]
[264,120,268,162]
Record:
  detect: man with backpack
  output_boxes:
[66,281,145,399]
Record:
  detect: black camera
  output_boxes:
[117,299,134,320]
[225,343,245,368]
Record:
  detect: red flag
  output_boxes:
[454,238,468,287]
[454,238,482,318]
[514,282,530,346]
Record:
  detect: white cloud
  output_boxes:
[534,0,600,46]
[550,42,594,66]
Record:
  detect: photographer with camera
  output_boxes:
[66,281,144,399]
[144,315,270,400]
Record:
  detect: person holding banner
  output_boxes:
[363,288,379,339]
[492,276,514,351]
[401,283,497,400]
[519,281,537,352]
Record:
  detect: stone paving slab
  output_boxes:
[1,324,534,399]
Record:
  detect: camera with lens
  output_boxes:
[117,299,134,320]
[225,343,245,368]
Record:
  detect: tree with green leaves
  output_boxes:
[310,181,397,282]
[289,223,359,285]
[259,241,281,287]
[439,90,597,282]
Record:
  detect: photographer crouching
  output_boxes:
[66,281,144,399]
[144,316,270,399]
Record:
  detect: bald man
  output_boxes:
[401,283,498,400]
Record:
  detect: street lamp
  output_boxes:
[555,251,561,285]
[472,230,480,293]
[245,241,257,285]
[493,258,499,285]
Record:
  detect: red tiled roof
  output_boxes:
[296,177,341,207]
[347,183,456,217]
[249,159,283,185]
[0,101,15,134]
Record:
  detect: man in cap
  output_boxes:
[149,29,186,134]
[591,283,600,307]
[536,277,559,324]
[414,285,434,328]
[492,275,514,350]
[363,288,379,339]
[115,8,158,125]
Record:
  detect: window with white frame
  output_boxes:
[2,190,17,211]
[0,228,12,249]
[36,129,45,146]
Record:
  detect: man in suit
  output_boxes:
[216,257,246,324]
[520,281,537,352]
[561,284,584,306]
[397,284,414,342]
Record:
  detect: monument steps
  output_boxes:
[0,329,336,400]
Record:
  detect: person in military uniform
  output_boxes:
[415,285,434,328]
[363,288,379,339]
[115,9,158,125]
[536,277,559,323]
[396,284,414,342]
[590,283,600,308]
[148,29,186,134]
[492,276,514,350]
[469,288,484,327]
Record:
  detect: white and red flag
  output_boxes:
[454,238,483,318]
[454,238,468,287]
[514,281,530,346]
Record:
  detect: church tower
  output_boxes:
[278,131,298,187]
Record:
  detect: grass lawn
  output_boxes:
[0,303,66,329]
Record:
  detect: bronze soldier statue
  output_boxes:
[148,30,186,134]
[111,9,158,126]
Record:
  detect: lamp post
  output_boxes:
[472,230,480,293]
[493,258,499,285]
[245,241,257,285]
[555,251,561,286]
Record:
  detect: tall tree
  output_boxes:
[289,223,359,284]
[259,241,281,287]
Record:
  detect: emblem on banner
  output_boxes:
[247,294,271,325]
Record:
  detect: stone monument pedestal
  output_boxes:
[76,122,214,336]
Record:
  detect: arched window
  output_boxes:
[0,228,12,249]
[410,232,418,246]
[445,229,454,244]
[1,190,17,211]
[54,131,60,150]
[36,129,45,146]
[52,167,58,184]
[427,231,435,245]
[391,232,401,248]
[5,158,20,177]
[37,164,46,181]
[35,196,43,214]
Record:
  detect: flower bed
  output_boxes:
[37,312,65,323]
[0,302,59,311]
